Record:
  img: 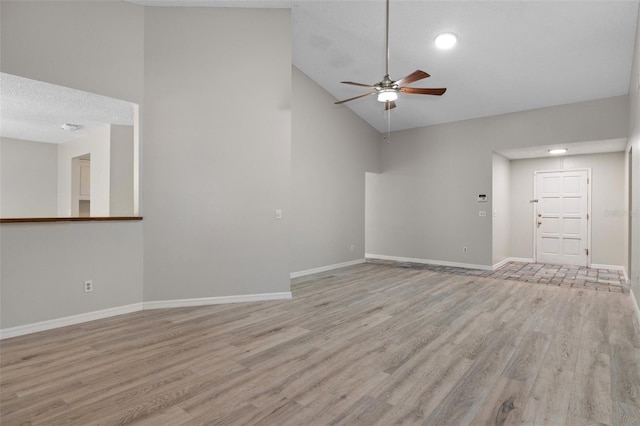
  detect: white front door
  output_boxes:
[535,170,589,267]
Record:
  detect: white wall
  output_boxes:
[628,8,640,307]
[58,126,111,217]
[142,7,292,301]
[291,67,380,274]
[0,137,58,218]
[510,152,626,268]
[367,96,628,268]
[110,125,134,216]
[492,153,510,265]
[0,0,145,329]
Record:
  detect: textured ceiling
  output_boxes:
[0,73,135,144]
[132,0,639,133]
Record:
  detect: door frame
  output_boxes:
[532,168,592,267]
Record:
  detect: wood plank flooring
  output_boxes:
[1,263,639,425]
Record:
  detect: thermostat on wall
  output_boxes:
[478,194,487,202]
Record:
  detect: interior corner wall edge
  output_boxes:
[628,6,640,309]
[492,153,511,265]
[142,7,292,301]
[291,67,381,273]
[367,95,628,267]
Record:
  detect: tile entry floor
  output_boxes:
[367,259,629,294]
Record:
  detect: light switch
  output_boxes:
[275,209,282,220]
[479,211,486,217]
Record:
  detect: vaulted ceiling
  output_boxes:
[4,0,637,139]
[133,0,640,133]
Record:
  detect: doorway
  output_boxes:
[71,154,91,217]
[534,169,590,267]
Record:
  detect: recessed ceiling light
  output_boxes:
[548,148,567,155]
[60,123,82,131]
[435,32,458,49]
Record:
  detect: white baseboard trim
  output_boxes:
[366,253,493,271]
[508,257,535,264]
[290,259,366,279]
[591,264,628,281]
[631,289,640,333]
[143,292,292,310]
[492,257,537,270]
[0,302,143,340]
[1,291,293,339]
[492,258,511,270]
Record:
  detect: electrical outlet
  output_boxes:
[84,280,93,293]
[463,247,468,253]
[275,209,282,220]
[350,244,354,252]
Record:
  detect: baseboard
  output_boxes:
[143,292,292,310]
[591,263,628,281]
[1,291,293,339]
[631,289,640,333]
[0,302,143,340]
[492,258,511,270]
[493,257,536,270]
[365,253,493,271]
[508,257,535,263]
[290,259,366,279]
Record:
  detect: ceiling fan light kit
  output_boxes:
[377,89,398,102]
[335,0,447,111]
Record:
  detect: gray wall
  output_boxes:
[1,222,143,328]
[291,67,380,273]
[0,1,145,328]
[142,7,292,301]
[510,152,626,267]
[629,9,640,307]
[367,96,628,267]
[0,1,144,104]
[492,153,511,265]
[0,1,361,329]
[0,137,58,218]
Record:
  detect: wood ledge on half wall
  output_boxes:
[0,217,143,224]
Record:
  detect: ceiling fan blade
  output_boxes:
[400,87,447,96]
[340,81,376,88]
[394,70,430,87]
[335,92,375,105]
[385,101,396,111]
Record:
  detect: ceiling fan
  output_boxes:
[334,0,447,111]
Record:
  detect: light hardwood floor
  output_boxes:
[1,263,639,425]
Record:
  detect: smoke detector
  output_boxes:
[60,123,82,131]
